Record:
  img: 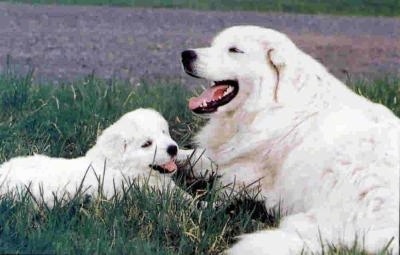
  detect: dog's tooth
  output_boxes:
[223,86,233,97]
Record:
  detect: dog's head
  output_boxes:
[93,108,179,174]
[181,25,312,115]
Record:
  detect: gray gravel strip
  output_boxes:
[0,3,399,87]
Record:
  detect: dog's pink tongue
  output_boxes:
[188,85,229,110]
[161,160,177,173]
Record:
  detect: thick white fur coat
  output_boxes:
[181,26,399,254]
[0,108,180,205]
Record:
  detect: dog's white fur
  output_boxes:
[181,26,399,254]
[0,108,181,204]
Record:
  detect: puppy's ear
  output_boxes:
[96,131,127,159]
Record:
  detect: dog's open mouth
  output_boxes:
[189,80,239,114]
[150,160,177,174]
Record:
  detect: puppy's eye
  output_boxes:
[141,140,153,148]
[229,47,244,53]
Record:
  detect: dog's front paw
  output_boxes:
[226,230,305,255]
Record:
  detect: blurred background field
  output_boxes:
[2,0,400,16]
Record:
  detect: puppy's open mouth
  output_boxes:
[149,160,177,174]
[189,80,239,114]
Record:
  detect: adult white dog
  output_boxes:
[0,108,181,205]
[180,26,399,254]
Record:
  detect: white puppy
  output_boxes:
[0,108,181,205]
[180,26,399,254]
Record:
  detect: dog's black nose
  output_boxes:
[167,145,178,157]
[181,50,197,62]
[181,50,197,75]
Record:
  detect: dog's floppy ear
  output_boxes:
[264,36,293,71]
[265,40,303,103]
[267,48,286,70]
[266,49,284,102]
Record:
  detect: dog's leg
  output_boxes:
[226,229,306,255]
[228,208,399,255]
[178,148,217,178]
[226,212,325,255]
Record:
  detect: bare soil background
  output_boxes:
[0,3,399,88]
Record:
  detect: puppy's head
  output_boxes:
[94,108,178,175]
[181,25,303,115]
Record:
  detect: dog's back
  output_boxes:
[0,154,92,202]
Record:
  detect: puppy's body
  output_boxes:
[181,26,399,254]
[0,108,180,204]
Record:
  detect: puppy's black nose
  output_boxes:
[167,145,178,157]
[181,50,197,76]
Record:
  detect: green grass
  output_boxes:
[0,72,398,254]
[3,0,400,17]
[0,72,198,160]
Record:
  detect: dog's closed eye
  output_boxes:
[229,47,244,53]
[141,140,153,148]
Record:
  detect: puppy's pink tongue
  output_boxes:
[188,85,229,110]
[161,160,177,173]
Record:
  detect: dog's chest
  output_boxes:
[197,118,249,157]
